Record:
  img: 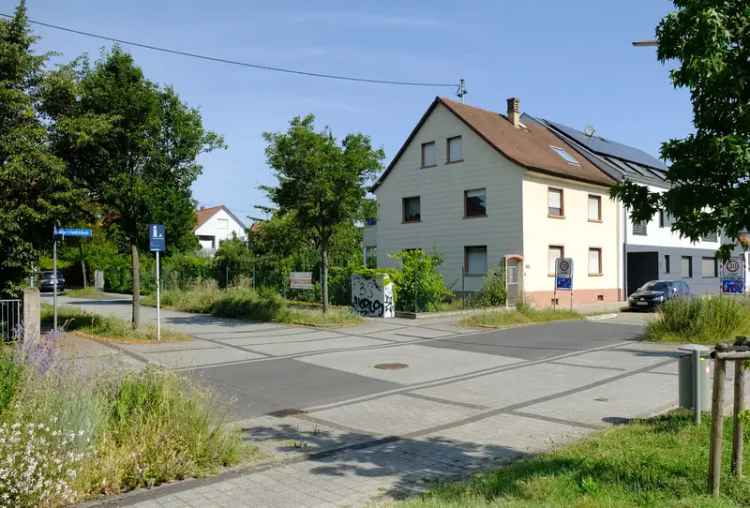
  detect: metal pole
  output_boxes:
[693,349,702,425]
[53,235,58,332]
[156,250,161,342]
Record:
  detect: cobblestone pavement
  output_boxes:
[56,296,684,508]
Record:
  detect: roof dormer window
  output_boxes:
[549,145,580,166]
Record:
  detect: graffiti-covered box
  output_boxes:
[351,274,394,318]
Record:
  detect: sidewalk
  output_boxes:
[84,338,686,508]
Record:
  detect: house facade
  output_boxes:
[371,97,622,307]
[194,205,247,256]
[545,121,722,295]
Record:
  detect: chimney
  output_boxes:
[507,97,520,128]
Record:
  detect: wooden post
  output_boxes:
[709,356,727,497]
[732,358,746,478]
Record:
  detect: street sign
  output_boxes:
[149,224,166,252]
[54,227,92,238]
[289,272,313,290]
[555,257,574,291]
[721,257,745,294]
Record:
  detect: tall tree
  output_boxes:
[0,1,76,296]
[43,48,223,326]
[262,115,383,312]
[611,0,750,258]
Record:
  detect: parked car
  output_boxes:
[628,280,689,310]
[39,271,65,293]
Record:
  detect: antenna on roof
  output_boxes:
[584,125,596,138]
[456,78,467,103]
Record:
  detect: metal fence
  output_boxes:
[0,299,21,341]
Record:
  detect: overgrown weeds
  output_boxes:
[0,334,253,506]
[462,303,582,328]
[646,296,750,343]
[144,284,362,327]
[41,304,189,342]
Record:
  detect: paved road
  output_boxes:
[52,295,680,508]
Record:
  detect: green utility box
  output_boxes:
[678,344,712,413]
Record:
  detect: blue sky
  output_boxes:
[11,1,689,224]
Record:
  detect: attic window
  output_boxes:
[549,146,580,166]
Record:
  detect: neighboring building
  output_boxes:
[194,205,247,255]
[371,96,622,307]
[545,121,722,295]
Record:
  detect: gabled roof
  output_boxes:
[194,205,246,231]
[544,120,669,187]
[371,97,615,191]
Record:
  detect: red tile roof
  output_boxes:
[194,205,224,230]
[194,205,246,232]
[372,97,615,191]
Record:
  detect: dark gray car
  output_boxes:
[39,271,65,293]
[628,280,689,310]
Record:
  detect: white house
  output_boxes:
[545,121,722,295]
[194,205,247,255]
[371,96,622,307]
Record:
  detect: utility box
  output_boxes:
[678,344,712,413]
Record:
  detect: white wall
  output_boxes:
[624,184,720,250]
[374,103,524,292]
[522,173,620,296]
[194,208,246,250]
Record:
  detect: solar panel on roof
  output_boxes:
[546,120,669,171]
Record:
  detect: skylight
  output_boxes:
[549,146,580,166]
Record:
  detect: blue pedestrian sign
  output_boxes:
[54,227,92,238]
[149,224,166,252]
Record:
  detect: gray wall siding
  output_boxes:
[626,244,720,295]
[374,103,524,292]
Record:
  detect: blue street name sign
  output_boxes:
[149,224,166,252]
[54,227,92,238]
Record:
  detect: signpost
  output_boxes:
[52,227,93,331]
[554,257,574,311]
[289,272,313,290]
[721,257,745,295]
[149,225,166,341]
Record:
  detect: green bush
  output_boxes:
[647,296,750,343]
[163,253,213,290]
[212,287,288,322]
[213,237,254,288]
[476,264,507,307]
[391,249,450,312]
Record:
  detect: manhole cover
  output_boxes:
[268,408,307,418]
[374,363,408,370]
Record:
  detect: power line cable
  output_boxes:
[1,13,459,89]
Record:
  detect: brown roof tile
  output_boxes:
[372,97,615,191]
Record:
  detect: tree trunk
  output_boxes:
[320,237,329,314]
[79,243,88,288]
[131,242,140,329]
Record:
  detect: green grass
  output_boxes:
[394,411,750,508]
[462,305,582,328]
[143,285,363,327]
[41,304,189,342]
[65,287,107,299]
[646,296,750,344]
